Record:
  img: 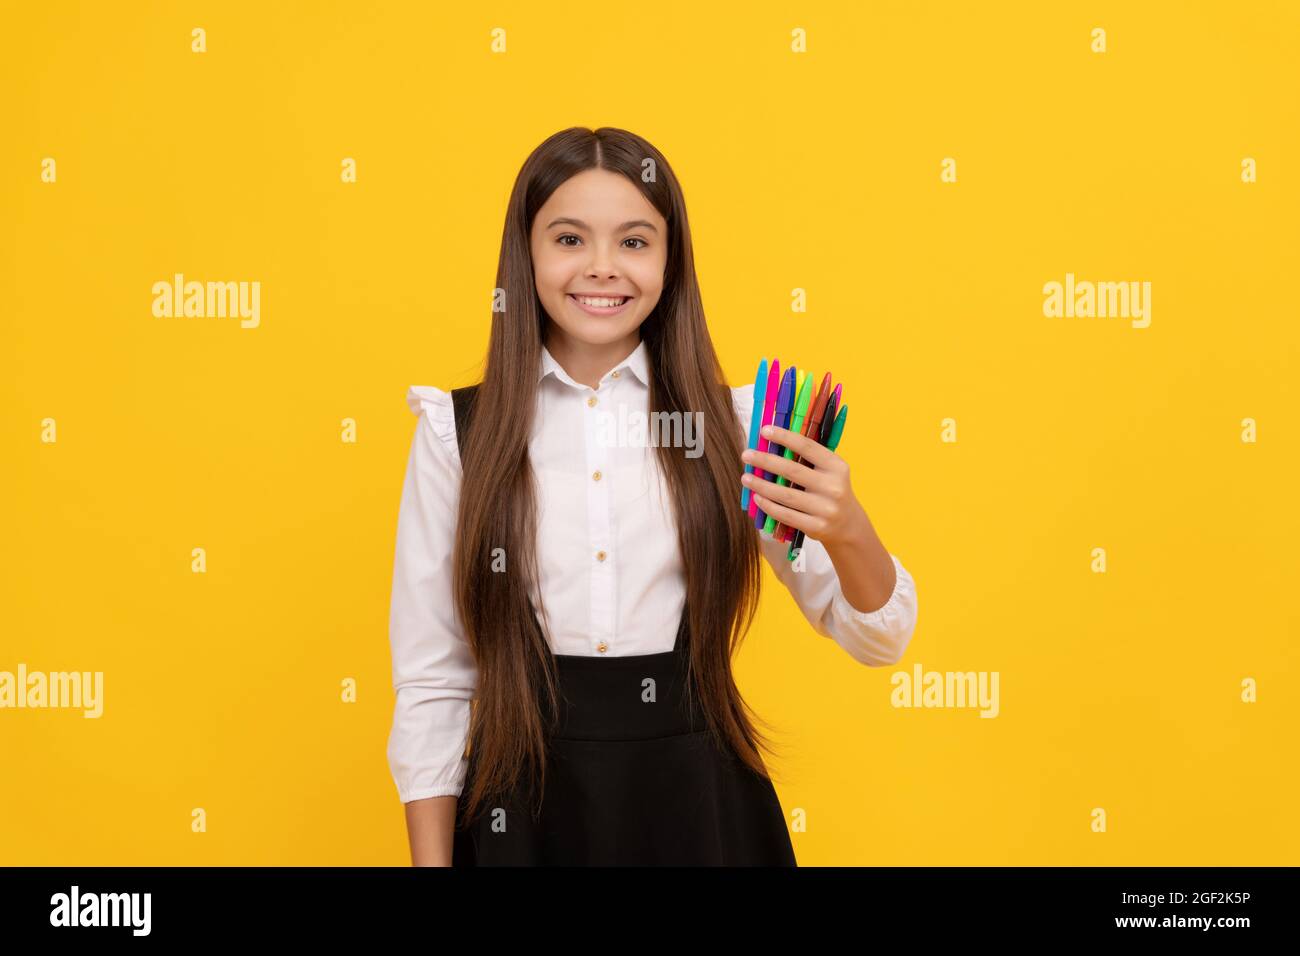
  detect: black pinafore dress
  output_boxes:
[447,384,797,867]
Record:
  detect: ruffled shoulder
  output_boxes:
[405,385,460,463]
[730,381,756,440]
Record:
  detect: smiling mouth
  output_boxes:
[568,293,634,314]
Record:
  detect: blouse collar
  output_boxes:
[539,337,650,389]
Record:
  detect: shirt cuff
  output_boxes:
[394,756,468,804]
[397,781,463,804]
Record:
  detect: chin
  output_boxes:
[582,321,639,344]
[555,313,639,345]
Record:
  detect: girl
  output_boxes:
[386,127,918,866]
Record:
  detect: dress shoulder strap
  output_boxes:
[450,384,480,461]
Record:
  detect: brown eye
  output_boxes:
[558,234,580,247]
[624,237,648,249]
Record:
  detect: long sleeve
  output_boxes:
[385,385,478,803]
[731,382,918,666]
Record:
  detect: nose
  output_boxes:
[584,241,620,279]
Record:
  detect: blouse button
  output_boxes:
[596,550,607,562]
[592,469,602,482]
[596,641,608,653]
[587,395,597,408]
[611,370,620,378]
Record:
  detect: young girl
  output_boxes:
[386,127,918,866]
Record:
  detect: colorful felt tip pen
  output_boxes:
[755,365,796,531]
[741,357,768,513]
[773,371,832,541]
[763,369,811,535]
[788,401,847,561]
[787,385,840,554]
[786,381,841,541]
[748,359,781,519]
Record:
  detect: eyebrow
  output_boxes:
[545,217,659,234]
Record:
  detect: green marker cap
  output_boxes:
[826,404,848,451]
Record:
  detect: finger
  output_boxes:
[742,448,824,489]
[760,423,838,469]
[742,473,829,516]
[750,491,819,536]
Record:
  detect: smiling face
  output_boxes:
[529,168,669,356]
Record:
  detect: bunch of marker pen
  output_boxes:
[741,357,848,562]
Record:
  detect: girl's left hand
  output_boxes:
[740,423,870,548]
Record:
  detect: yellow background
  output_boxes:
[2,1,1296,865]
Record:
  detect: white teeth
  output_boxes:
[573,295,628,308]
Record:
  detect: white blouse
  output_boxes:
[386,338,918,803]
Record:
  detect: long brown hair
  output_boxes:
[453,126,777,826]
